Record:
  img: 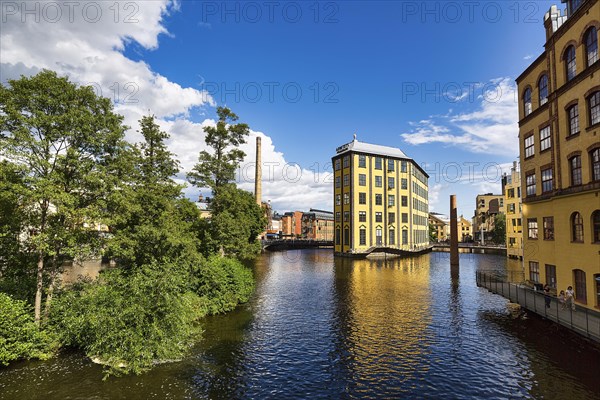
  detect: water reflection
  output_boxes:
[1,250,599,400]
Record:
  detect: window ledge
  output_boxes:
[587,123,600,132]
[566,132,580,140]
[570,240,584,244]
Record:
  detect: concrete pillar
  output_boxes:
[450,195,459,266]
[255,137,262,205]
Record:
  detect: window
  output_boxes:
[523,88,532,116]
[359,228,366,245]
[402,213,408,223]
[541,168,553,193]
[375,194,382,205]
[524,135,534,158]
[388,177,395,189]
[335,212,340,222]
[335,176,340,188]
[389,212,395,224]
[539,127,551,151]
[589,91,600,126]
[401,178,407,190]
[546,265,557,289]
[343,193,350,204]
[343,156,349,168]
[358,211,366,222]
[592,148,600,181]
[574,269,587,303]
[359,174,366,186]
[388,159,395,171]
[527,218,538,239]
[389,229,395,245]
[375,212,382,223]
[343,174,349,187]
[595,274,600,307]
[567,0,582,15]
[401,196,408,207]
[375,157,382,170]
[507,188,514,198]
[335,228,340,245]
[593,211,600,243]
[375,176,382,187]
[343,211,349,222]
[571,212,584,242]
[538,74,548,105]
[567,105,579,136]
[359,192,366,204]
[388,195,395,207]
[529,261,540,283]
[584,27,598,67]
[335,159,341,170]
[570,156,582,186]
[344,227,350,245]
[376,228,382,245]
[335,194,341,206]
[526,172,536,196]
[358,155,366,168]
[402,229,408,245]
[565,45,576,81]
[543,217,554,240]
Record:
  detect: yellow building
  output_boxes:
[516,0,599,308]
[502,162,523,259]
[332,137,429,256]
[458,215,473,242]
[472,193,505,244]
[428,213,450,242]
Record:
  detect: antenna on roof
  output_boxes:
[353,133,357,141]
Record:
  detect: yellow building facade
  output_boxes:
[503,162,523,259]
[332,138,429,256]
[516,0,600,308]
[473,193,504,244]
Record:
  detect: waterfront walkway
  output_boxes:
[476,271,600,343]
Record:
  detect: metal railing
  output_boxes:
[476,271,600,343]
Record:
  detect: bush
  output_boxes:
[195,256,255,315]
[50,265,204,377]
[0,292,56,365]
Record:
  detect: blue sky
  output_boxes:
[1,0,558,217]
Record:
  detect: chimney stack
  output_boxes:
[255,137,262,205]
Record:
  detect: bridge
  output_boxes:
[262,239,333,251]
[432,243,507,255]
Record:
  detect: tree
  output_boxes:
[187,107,249,194]
[0,70,128,323]
[428,222,437,243]
[491,213,506,245]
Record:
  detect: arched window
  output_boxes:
[572,212,584,242]
[523,88,532,116]
[592,148,600,181]
[565,45,576,81]
[573,269,587,303]
[569,155,582,186]
[538,75,548,105]
[584,26,598,67]
[589,91,600,126]
[593,210,600,243]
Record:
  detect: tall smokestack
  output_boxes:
[255,137,262,205]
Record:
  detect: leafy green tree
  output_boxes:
[491,213,506,245]
[428,222,437,243]
[0,70,128,323]
[188,107,249,194]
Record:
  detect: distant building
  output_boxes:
[458,215,473,242]
[332,137,429,255]
[517,0,599,307]
[195,194,211,219]
[502,162,523,259]
[473,193,504,244]
[281,211,303,238]
[302,209,334,240]
[428,212,450,242]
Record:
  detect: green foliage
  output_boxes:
[491,213,506,245]
[50,267,204,377]
[187,107,249,193]
[428,223,437,243]
[195,256,255,315]
[0,292,56,365]
[199,185,266,260]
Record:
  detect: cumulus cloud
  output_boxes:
[401,77,519,156]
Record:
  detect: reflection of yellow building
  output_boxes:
[502,162,523,259]
[332,137,429,256]
[517,0,600,308]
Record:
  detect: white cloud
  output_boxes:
[401,78,519,156]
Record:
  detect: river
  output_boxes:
[1,250,599,399]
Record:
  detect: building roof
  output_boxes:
[335,138,411,160]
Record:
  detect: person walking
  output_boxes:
[565,286,576,311]
[543,284,551,308]
[559,290,566,310]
